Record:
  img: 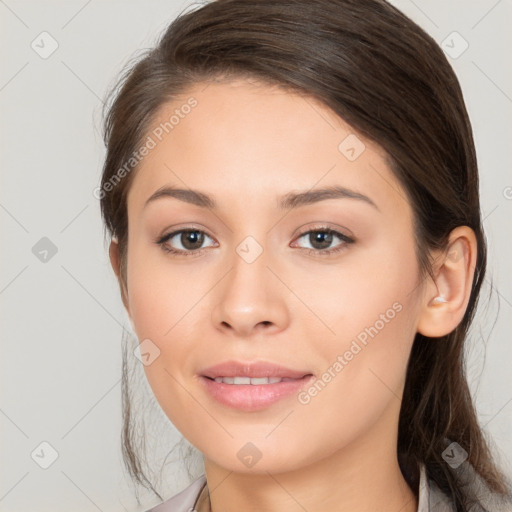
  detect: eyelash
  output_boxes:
[155,226,354,258]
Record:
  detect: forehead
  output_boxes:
[127,79,410,218]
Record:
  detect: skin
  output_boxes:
[109,78,477,512]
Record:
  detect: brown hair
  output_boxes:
[100,0,511,508]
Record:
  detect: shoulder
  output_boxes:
[144,475,207,512]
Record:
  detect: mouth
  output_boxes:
[207,376,301,385]
[200,359,311,380]
[198,360,314,411]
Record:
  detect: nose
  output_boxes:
[210,243,290,338]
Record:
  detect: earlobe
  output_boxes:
[430,295,448,305]
[417,226,477,338]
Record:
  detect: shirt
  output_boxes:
[145,463,512,512]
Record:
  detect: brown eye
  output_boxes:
[156,229,217,256]
[292,227,354,256]
[306,231,334,250]
[178,230,205,250]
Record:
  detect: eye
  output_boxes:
[155,225,354,257]
[156,228,217,256]
[291,227,354,256]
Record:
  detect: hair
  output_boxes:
[100,0,511,509]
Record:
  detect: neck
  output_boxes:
[202,411,418,512]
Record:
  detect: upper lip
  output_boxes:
[200,360,312,379]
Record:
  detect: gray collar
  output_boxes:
[418,464,455,511]
[417,461,512,511]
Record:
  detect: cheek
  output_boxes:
[288,229,420,354]
[293,234,421,430]
[283,293,420,470]
[126,240,205,342]
[125,243,213,395]
[125,250,209,433]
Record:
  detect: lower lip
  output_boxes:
[199,375,314,411]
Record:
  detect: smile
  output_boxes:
[210,376,298,385]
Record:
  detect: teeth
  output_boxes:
[212,376,294,385]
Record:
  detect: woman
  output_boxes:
[99,0,512,510]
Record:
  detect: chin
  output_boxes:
[200,436,329,476]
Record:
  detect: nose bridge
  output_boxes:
[210,229,289,335]
[225,233,272,311]
[232,234,269,295]
[226,210,273,291]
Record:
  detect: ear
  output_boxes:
[109,239,130,314]
[416,226,477,338]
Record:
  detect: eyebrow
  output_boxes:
[144,185,379,211]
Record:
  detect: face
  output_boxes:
[121,78,426,474]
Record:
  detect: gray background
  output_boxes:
[1,1,511,511]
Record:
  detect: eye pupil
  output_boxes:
[311,231,333,250]
[182,230,204,250]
